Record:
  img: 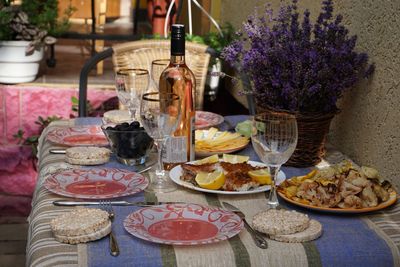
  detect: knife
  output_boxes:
[53,200,183,207]
[223,202,268,249]
[49,149,66,154]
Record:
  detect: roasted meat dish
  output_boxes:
[278,160,394,209]
[181,161,264,191]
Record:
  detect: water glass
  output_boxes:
[115,68,149,120]
[140,92,181,193]
[252,112,298,208]
[151,59,170,87]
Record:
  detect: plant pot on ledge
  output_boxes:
[221,0,374,167]
[0,41,43,84]
[0,1,73,84]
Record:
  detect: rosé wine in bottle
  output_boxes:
[159,24,195,169]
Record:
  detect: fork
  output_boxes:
[100,200,120,256]
[223,202,268,249]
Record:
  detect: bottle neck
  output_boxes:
[170,55,185,65]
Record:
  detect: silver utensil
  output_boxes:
[53,200,182,207]
[49,149,66,154]
[223,202,268,249]
[100,200,119,257]
[136,166,152,174]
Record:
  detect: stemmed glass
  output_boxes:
[115,68,149,121]
[251,112,298,208]
[140,92,181,193]
[151,59,170,87]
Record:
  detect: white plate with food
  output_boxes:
[195,111,224,129]
[123,203,243,245]
[169,157,286,195]
[277,160,397,213]
[195,128,249,157]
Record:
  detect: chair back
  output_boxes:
[112,39,211,110]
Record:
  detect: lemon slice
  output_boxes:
[248,169,272,185]
[193,154,219,165]
[195,171,225,190]
[222,154,249,163]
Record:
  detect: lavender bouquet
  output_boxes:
[222,0,374,113]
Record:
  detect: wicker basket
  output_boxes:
[256,106,336,167]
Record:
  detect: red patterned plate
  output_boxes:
[124,203,244,245]
[44,168,148,199]
[195,111,224,129]
[47,126,108,146]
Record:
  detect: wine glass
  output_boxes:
[151,59,170,87]
[251,112,298,208]
[115,68,149,121]
[140,92,181,193]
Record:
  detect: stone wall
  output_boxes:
[220,0,400,187]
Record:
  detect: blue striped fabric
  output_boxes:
[79,116,397,266]
[76,117,164,266]
[86,159,164,267]
[312,214,393,267]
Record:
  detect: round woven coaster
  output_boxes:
[54,221,111,244]
[252,209,310,235]
[270,219,322,243]
[65,146,111,165]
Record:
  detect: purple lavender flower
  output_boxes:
[222,0,374,113]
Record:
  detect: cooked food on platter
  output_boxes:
[179,154,271,191]
[195,128,249,155]
[277,160,396,212]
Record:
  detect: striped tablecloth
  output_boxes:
[26,116,400,267]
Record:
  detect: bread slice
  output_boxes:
[51,208,110,237]
[252,209,310,235]
[54,221,111,244]
[103,110,131,124]
[269,219,322,243]
[65,146,110,165]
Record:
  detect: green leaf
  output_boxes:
[71,96,79,104]
[26,136,39,143]
[235,120,253,137]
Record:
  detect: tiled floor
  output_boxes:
[0,218,27,267]
[32,19,152,86]
[34,40,115,86]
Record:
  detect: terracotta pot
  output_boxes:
[256,106,336,167]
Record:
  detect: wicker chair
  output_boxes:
[78,39,212,117]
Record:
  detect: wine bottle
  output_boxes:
[159,24,195,168]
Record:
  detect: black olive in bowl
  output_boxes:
[101,121,154,165]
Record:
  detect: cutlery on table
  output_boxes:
[100,200,119,257]
[53,200,183,207]
[223,202,268,249]
[49,149,66,154]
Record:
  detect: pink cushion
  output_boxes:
[0,85,115,143]
[0,85,116,198]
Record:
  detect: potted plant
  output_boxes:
[0,0,73,83]
[222,0,374,167]
[185,23,237,100]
